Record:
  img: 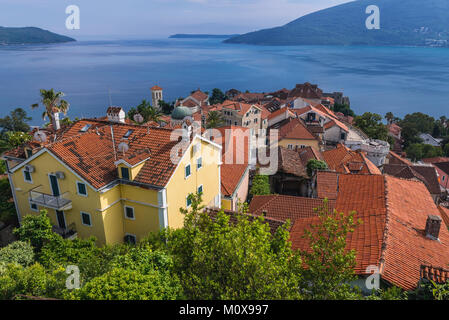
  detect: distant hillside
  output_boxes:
[170,34,240,39]
[225,0,449,47]
[0,27,75,45]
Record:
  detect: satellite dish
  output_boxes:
[133,113,144,124]
[183,116,193,123]
[117,142,129,155]
[34,131,47,143]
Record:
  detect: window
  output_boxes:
[80,124,92,132]
[254,118,258,124]
[123,129,134,139]
[197,157,202,170]
[23,170,32,183]
[121,167,130,180]
[30,201,38,212]
[340,133,346,140]
[198,185,203,194]
[125,234,137,245]
[25,149,33,158]
[124,206,135,220]
[443,176,446,182]
[77,182,87,196]
[288,144,293,150]
[186,195,192,207]
[185,164,191,178]
[81,212,92,226]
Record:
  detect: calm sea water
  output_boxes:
[1,38,449,125]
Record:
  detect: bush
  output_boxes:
[250,174,271,196]
[0,241,34,267]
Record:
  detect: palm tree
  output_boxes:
[206,111,224,129]
[134,99,162,123]
[385,112,394,125]
[31,89,69,129]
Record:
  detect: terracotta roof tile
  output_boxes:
[291,174,449,290]
[249,194,336,224]
[323,144,381,175]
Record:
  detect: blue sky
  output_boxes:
[0,0,353,40]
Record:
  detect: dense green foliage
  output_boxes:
[0,178,16,224]
[353,112,390,142]
[206,110,225,129]
[332,103,355,117]
[128,99,162,123]
[405,143,443,162]
[250,174,271,196]
[209,88,227,105]
[0,241,34,268]
[306,159,328,177]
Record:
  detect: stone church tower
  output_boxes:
[151,85,163,109]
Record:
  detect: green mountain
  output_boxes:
[170,34,240,39]
[0,27,75,45]
[225,0,449,47]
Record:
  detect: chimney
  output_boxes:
[425,215,442,240]
[53,112,60,131]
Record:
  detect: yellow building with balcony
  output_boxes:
[2,119,222,245]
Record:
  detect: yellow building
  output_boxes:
[2,119,222,245]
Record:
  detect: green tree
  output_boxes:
[209,88,227,105]
[206,111,224,129]
[158,100,174,115]
[300,199,361,300]
[400,112,436,135]
[0,263,67,300]
[306,159,328,177]
[68,267,182,300]
[250,174,271,196]
[0,241,34,268]
[385,112,395,125]
[14,210,57,252]
[128,99,162,123]
[332,103,355,117]
[164,193,302,299]
[0,131,32,154]
[0,178,16,224]
[353,112,389,141]
[31,89,70,128]
[0,108,31,134]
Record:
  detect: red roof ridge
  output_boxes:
[378,175,391,275]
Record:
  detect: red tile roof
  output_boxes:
[291,174,449,290]
[249,194,336,225]
[323,143,381,175]
[221,164,248,197]
[151,85,163,91]
[315,171,339,200]
[47,123,180,189]
[278,118,318,141]
[423,157,449,164]
[388,151,413,166]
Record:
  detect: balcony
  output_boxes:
[29,186,72,211]
[52,223,77,240]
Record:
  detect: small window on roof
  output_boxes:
[80,124,92,132]
[123,130,134,138]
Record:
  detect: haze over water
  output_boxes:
[1,38,449,125]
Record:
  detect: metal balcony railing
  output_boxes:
[29,187,72,211]
[52,223,77,240]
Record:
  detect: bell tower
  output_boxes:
[151,85,163,110]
